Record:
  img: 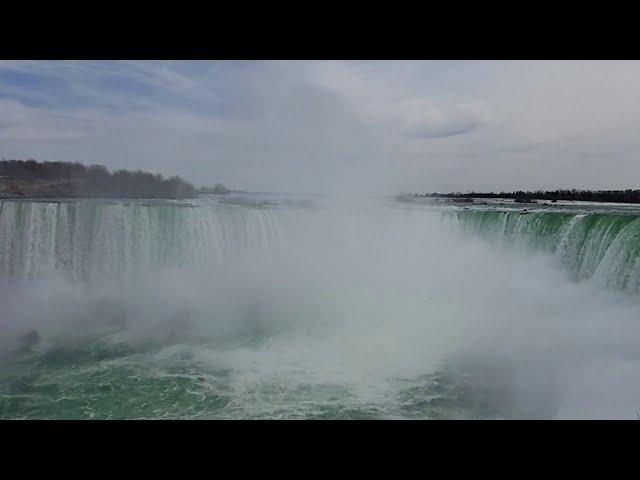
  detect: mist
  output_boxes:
[3,198,640,418]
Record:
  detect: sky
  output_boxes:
[1,60,640,195]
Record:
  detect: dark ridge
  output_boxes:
[402,190,640,204]
[0,159,197,199]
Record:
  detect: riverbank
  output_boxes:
[405,189,640,204]
[0,177,197,200]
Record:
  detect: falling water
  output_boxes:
[443,208,640,293]
[0,200,286,285]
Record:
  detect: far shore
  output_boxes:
[399,190,640,205]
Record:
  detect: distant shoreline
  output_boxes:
[0,159,221,200]
[0,188,199,201]
[401,190,640,205]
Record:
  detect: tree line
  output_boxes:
[198,183,230,194]
[407,189,640,204]
[0,159,197,198]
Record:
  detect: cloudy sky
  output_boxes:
[1,60,640,194]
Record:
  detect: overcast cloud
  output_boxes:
[1,60,640,194]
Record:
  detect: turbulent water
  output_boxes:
[3,196,640,419]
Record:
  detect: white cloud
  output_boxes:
[2,60,640,193]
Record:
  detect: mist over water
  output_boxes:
[2,196,640,418]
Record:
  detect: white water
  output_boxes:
[0,200,286,285]
[3,197,640,418]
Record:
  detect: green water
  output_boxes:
[443,207,640,293]
[0,334,496,419]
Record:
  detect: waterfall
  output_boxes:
[7,198,640,294]
[0,200,286,284]
[444,208,640,293]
